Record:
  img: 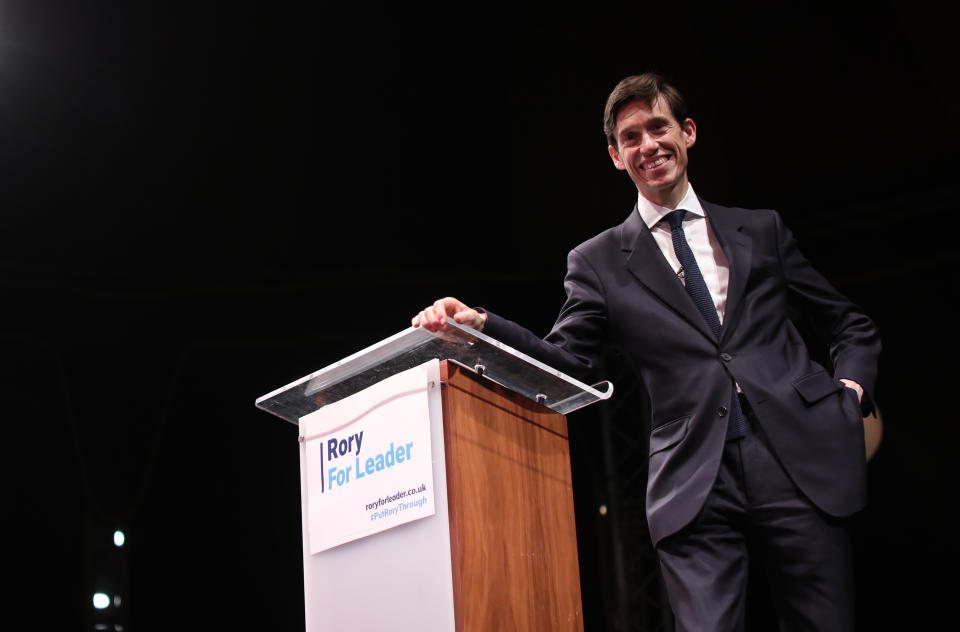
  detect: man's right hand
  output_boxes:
[411,297,487,333]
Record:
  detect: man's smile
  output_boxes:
[641,155,671,170]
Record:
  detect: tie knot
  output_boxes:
[666,209,687,230]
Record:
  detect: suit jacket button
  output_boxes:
[720,352,732,362]
[717,406,728,417]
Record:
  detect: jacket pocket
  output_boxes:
[649,415,691,455]
[792,370,843,405]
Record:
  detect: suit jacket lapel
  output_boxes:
[700,199,752,343]
[620,206,717,342]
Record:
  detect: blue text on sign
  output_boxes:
[327,441,413,490]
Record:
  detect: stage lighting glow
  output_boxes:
[113,530,125,547]
[93,592,110,609]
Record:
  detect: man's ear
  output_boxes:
[608,144,626,170]
[683,118,697,149]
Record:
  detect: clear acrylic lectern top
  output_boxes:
[255,321,613,423]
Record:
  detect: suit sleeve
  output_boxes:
[482,248,608,383]
[775,211,882,407]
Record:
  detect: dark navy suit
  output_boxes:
[483,200,880,630]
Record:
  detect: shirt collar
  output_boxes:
[636,183,706,229]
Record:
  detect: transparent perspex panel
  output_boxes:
[255,321,613,423]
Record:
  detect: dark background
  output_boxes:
[3,1,957,629]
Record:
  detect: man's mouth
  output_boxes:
[641,155,670,170]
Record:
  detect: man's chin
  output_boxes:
[637,177,688,206]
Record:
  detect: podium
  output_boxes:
[256,322,612,631]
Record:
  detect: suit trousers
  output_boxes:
[655,397,855,632]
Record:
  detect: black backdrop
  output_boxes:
[3,1,958,629]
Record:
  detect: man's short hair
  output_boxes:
[603,73,690,148]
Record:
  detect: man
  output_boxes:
[412,73,880,631]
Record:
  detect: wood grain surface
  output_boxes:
[441,362,583,631]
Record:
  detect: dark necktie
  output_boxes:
[666,209,747,440]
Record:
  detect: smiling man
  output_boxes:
[606,93,696,209]
[412,73,880,632]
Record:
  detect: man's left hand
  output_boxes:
[839,378,863,403]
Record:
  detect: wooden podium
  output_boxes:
[441,360,583,630]
[256,323,612,631]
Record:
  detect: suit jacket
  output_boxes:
[483,200,881,546]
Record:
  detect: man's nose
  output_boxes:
[639,133,659,154]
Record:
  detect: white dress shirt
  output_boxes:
[636,183,731,325]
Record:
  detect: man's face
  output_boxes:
[608,97,697,207]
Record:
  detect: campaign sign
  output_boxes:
[300,361,437,554]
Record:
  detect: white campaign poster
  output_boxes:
[300,360,437,554]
